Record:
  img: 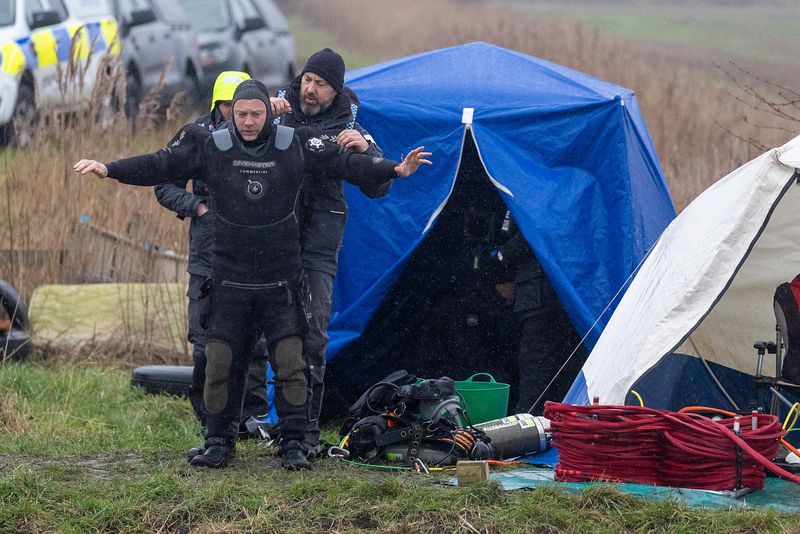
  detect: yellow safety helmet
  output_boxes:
[211,71,251,111]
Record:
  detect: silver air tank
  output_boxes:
[473,413,550,460]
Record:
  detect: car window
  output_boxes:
[0,0,15,27]
[150,0,186,24]
[26,0,69,26]
[68,0,112,19]
[253,0,287,32]
[179,0,229,32]
[117,0,150,19]
[229,0,259,27]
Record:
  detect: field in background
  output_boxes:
[279,0,797,211]
[509,0,800,84]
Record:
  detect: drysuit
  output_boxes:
[104,101,399,453]
[154,108,269,430]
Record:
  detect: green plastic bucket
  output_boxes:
[455,373,510,424]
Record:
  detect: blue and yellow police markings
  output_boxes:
[2,18,119,77]
[0,41,25,75]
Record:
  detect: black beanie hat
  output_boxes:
[302,48,345,94]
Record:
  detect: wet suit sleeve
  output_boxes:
[154,179,204,220]
[105,124,206,187]
[299,128,398,189]
[349,124,393,199]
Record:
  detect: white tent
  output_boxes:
[565,135,800,410]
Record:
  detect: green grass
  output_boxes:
[510,1,800,69]
[1,360,799,532]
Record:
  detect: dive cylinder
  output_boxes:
[384,444,462,466]
[381,413,550,465]
[473,413,550,460]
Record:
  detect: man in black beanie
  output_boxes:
[271,48,390,458]
[73,79,432,470]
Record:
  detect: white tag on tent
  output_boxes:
[462,108,474,125]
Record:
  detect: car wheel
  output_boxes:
[131,365,194,397]
[124,73,142,125]
[184,67,201,114]
[10,83,36,148]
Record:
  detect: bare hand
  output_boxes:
[270,97,291,116]
[73,159,108,179]
[394,146,432,178]
[337,130,369,153]
[196,202,209,217]
[494,282,516,306]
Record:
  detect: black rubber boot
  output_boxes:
[280,440,310,470]
[281,449,311,470]
[190,437,235,468]
[186,426,209,461]
[187,443,205,461]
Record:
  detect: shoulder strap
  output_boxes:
[212,128,233,151]
[274,125,294,151]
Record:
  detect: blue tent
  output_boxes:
[323,42,675,408]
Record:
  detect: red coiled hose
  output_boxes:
[543,402,800,491]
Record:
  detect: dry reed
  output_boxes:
[0,43,194,362]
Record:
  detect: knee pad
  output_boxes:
[274,336,306,406]
[204,340,233,414]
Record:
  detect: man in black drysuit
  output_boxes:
[272,48,390,455]
[152,71,271,433]
[73,80,431,470]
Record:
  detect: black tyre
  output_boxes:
[0,329,31,362]
[184,65,201,114]
[0,280,28,330]
[131,365,193,397]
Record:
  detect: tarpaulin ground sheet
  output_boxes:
[480,462,800,512]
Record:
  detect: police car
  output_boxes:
[0,0,119,145]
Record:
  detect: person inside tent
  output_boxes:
[493,212,582,413]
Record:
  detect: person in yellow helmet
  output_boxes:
[153,70,269,442]
[208,70,252,123]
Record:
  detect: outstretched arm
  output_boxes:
[72,125,206,186]
[302,127,432,186]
